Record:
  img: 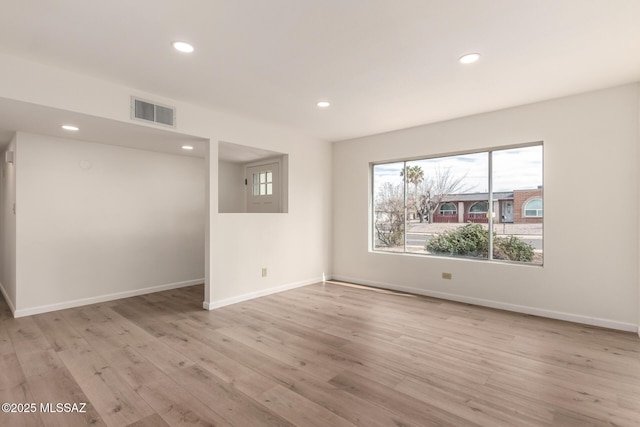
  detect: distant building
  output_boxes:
[432,188,542,224]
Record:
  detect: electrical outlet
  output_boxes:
[262,268,267,277]
[442,272,452,280]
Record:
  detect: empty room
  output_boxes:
[1,1,639,426]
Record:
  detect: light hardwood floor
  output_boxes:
[1,281,640,426]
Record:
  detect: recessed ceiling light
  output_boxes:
[459,53,480,64]
[181,145,194,150]
[61,125,79,131]
[316,101,331,108]
[172,41,194,53]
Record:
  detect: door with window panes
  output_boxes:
[246,162,280,213]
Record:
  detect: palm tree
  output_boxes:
[400,165,424,221]
[400,165,424,195]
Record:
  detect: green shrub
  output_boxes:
[426,223,534,262]
[426,223,488,257]
[493,235,535,262]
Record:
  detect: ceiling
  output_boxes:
[218,141,284,164]
[1,1,639,143]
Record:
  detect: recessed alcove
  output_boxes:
[218,141,288,213]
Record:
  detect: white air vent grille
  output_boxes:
[131,97,175,127]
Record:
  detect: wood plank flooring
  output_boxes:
[1,281,640,426]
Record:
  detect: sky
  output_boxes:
[373,145,543,194]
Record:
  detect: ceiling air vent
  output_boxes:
[131,97,176,127]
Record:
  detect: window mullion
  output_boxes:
[403,161,408,254]
[488,152,494,260]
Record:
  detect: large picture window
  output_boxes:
[372,144,543,264]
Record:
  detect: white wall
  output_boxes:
[0,52,332,312]
[218,160,245,213]
[209,143,331,304]
[14,132,205,315]
[0,135,17,311]
[333,84,640,331]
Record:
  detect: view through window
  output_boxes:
[253,170,273,196]
[372,144,543,264]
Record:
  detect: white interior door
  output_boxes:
[246,162,280,213]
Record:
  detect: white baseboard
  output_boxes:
[0,280,16,316]
[203,277,321,310]
[13,278,204,318]
[332,275,638,333]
